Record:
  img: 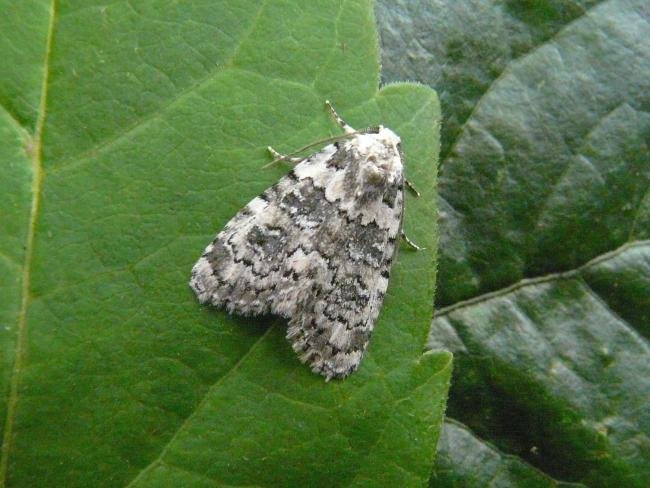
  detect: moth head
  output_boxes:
[358,126,403,185]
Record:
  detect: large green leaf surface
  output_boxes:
[0,1,449,486]
[377,0,649,486]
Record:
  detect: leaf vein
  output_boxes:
[0,0,57,484]
[434,240,650,318]
[629,183,650,240]
[0,102,29,137]
[49,0,271,175]
[438,0,603,170]
[124,324,277,488]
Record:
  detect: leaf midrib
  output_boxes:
[0,0,56,484]
[433,239,650,319]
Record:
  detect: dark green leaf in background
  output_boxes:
[377,0,649,486]
[435,419,586,488]
[1,1,448,487]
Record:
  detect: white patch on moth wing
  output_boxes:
[328,322,351,349]
[354,183,405,234]
[272,248,331,318]
[376,275,390,294]
[339,350,363,371]
[190,256,219,303]
[356,199,402,232]
[334,198,397,233]
[294,144,338,186]
[324,169,346,203]
[284,246,317,274]
[246,196,269,215]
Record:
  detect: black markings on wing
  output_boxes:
[286,173,404,380]
[190,144,341,316]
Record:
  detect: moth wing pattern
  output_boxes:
[191,124,405,380]
[190,143,341,317]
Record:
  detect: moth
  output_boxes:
[190,102,420,380]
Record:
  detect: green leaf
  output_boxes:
[1,1,448,487]
[377,0,650,486]
[430,243,650,487]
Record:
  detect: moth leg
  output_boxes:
[267,146,303,164]
[325,100,356,134]
[401,230,425,251]
[405,179,421,197]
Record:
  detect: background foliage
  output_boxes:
[377,0,649,486]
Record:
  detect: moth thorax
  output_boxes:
[363,157,394,186]
[361,150,401,187]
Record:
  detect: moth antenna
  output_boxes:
[325,100,356,134]
[401,231,425,251]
